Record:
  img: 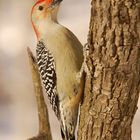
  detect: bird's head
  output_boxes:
[31,0,63,38]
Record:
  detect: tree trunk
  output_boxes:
[78,0,140,140]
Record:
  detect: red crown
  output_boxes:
[36,0,53,6]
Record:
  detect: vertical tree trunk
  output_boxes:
[78,0,140,140]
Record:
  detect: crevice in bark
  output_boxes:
[78,0,140,140]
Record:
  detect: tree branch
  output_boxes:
[27,47,52,140]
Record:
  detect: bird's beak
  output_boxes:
[50,0,63,7]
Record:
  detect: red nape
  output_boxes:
[36,0,53,6]
[31,0,53,38]
[36,0,46,5]
[31,0,53,14]
[31,0,53,17]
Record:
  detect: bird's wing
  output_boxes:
[36,41,60,119]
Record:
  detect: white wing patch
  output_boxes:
[36,41,60,119]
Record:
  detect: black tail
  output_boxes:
[70,136,75,140]
[61,128,65,140]
[61,128,75,140]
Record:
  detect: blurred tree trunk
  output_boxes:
[78,0,140,140]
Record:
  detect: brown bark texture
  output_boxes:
[27,48,52,140]
[78,0,140,140]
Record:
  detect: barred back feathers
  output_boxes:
[36,41,60,119]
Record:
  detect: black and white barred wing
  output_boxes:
[36,41,60,119]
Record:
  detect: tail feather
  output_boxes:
[61,128,65,139]
[61,128,75,140]
[70,136,75,140]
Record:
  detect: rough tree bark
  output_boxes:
[78,0,140,140]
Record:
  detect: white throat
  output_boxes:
[32,4,61,38]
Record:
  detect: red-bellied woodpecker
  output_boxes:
[31,0,85,139]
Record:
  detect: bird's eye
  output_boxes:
[38,6,44,11]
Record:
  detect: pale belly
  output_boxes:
[42,27,83,99]
[45,41,80,100]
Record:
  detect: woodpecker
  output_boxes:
[31,0,85,140]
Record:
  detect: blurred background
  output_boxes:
[0,0,139,140]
